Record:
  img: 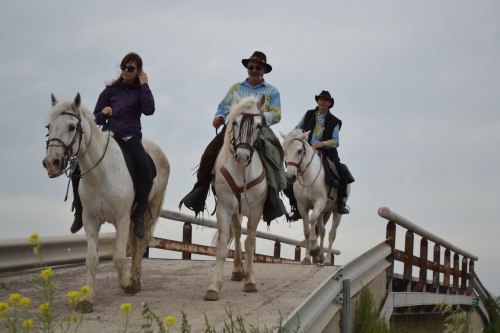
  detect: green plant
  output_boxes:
[435,302,482,333]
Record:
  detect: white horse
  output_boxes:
[204,93,268,301]
[280,129,350,266]
[43,93,170,311]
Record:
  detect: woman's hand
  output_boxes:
[312,142,324,149]
[139,71,148,85]
[102,107,113,116]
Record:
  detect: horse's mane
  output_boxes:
[47,100,104,139]
[215,97,260,170]
[282,129,306,151]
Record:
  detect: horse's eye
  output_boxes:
[69,124,76,132]
[298,149,302,155]
[45,124,50,131]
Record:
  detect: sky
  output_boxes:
[1,1,499,296]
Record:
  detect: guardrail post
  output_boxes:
[386,221,396,293]
[331,253,335,266]
[413,238,427,292]
[460,257,468,295]
[467,260,475,296]
[274,240,281,258]
[295,246,301,261]
[143,247,149,258]
[182,222,192,260]
[432,244,441,293]
[443,249,451,294]
[403,230,414,291]
[451,253,459,294]
[343,279,351,333]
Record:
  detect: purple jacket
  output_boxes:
[93,82,155,138]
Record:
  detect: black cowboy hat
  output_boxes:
[242,51,272,73]
[315,90,334,108]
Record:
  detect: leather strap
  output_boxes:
[220,166,266,214]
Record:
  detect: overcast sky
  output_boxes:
[1,1,499,295]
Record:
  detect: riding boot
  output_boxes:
[131,181,153,239]
[70,169,83,234]
[336,196,350,215]
[178,176,212,217]
[283,183,301,222]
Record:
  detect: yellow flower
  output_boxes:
[67,291,80,305]
[163,316,177,327]
[40,268,53,281]
[33,246,40,255]
[9,293,21,306]
[0,302,8,315]
[120,303,132,313]
[80,285,90,297]
[28,233,39,244]
[22,319,34,329]
[19,297,31,308]
[70,314,77,324]
[39,302,50,315]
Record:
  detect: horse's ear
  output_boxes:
[300,131,310,140]
[279,131,287,139]
[72,93,81,111]
[257,94,266,111]
[51,93,59,106]
[233,91,242,104]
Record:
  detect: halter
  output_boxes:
[285,138,322,187]
[230,112,263,165]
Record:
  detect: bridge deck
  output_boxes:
[0,258,337,332]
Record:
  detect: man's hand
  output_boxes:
[312,142,324,149]
[102,107,113,116]
[213,117,224,129]
[138,71,148,85]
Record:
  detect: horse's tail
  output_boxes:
[210,226,235,256]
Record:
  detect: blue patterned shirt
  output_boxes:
[215,79,281,127]
[295,111,340,148]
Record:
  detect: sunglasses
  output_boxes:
[120,64,138,73]
[247,65,263,71]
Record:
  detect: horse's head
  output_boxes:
[229,92,266,166]
[43,93,83,178]
[280,129,311,183]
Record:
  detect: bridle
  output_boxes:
[285,138,322,187]
[230,112,264,165]
[45,109,111,199]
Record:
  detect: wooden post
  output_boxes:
[460,257,468,295]
[182,222,192,260]
[467,260,475,296]
[295,246,301,261]
[386,221,396,293]
[431,244,441,293]
[331,253,335,266]
[403,230,414,291]
[413,238,427,292]
[451,253,460,294]
[274,240,281,258]
[442,249,451,294]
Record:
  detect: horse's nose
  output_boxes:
[52,158,61,168]
[287,174,297,184]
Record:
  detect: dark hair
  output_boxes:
[108,52,143,87]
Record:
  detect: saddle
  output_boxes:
[321,155,355,189]
[114,137,157,189]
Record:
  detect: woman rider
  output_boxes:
[70,52,155,239]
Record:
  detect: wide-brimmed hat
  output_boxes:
[242,51,272,73]
[315,90,334,108]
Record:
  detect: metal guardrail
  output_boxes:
[277,240,392,333]
[0,233,115,273]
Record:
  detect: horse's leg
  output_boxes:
[231,214,243,281]
[204,210,231,301]
[242,214,260,292]
[316,212,326,263]
[308,200,326,259]
[76,218,100,313]
[300,207,312,265]
[113,215,136,294]
[324,210,342,266]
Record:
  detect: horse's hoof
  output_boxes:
[231,272,243,281]
[310,247,320,257]
[75,300,93,313]
[204,291,219,301]
[322,261,332,266]
[243,284,258,292]
[301,259,311,265]
[123,279,140,294]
